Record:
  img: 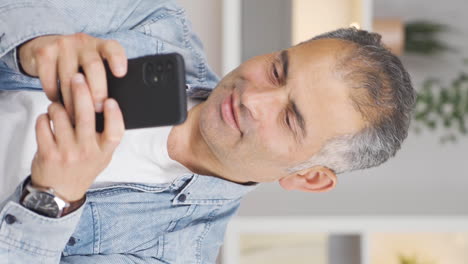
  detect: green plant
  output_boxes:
[405,21,453,55]
[413,63,468,142]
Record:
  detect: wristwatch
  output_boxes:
[20,179,72,218]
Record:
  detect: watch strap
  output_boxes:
[61,196,86,216]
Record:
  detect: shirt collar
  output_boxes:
[172,174,258,205]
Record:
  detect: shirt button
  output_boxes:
[178,194,187,202]
[67,237,76,246]
[4,214,16,225]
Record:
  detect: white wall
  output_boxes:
[292,0,363,44]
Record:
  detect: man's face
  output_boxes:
[199,39,365,183]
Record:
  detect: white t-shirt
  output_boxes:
[0,90,202,201]
[94,97,200,185]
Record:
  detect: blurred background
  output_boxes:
[178,0,468,263]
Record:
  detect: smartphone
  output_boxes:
[98,53,187,132]
[61,53,187,132]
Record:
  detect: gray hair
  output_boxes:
[287,27,416,174]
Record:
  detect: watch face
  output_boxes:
[23,192,60,217]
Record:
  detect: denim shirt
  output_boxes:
[0,0,258,263]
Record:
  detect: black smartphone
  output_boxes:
[97,53,187,132]
[61,53,187,132]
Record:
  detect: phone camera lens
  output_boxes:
[146,63,154,75]
[166,61,173,70]
[156,64,164,72]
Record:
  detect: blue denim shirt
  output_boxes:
[0,0,257,263]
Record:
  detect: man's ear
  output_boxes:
[278,166,337,193]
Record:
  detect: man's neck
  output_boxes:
[167,102,223,179]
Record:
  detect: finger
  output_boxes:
[35,46,60,101]
[71,73,96,141]
[99,98,124,153]
[57,42,79,120]
[79,50,107,112]
[99,39,127,77]
[35,113,56,152]
[47,102,74,148]
[18,40,39,76]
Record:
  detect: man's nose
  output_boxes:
[241,85,288,121]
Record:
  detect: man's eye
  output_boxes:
[285,113,291,128]
[273,65,280,81]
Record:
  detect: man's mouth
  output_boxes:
[221,92,241,132]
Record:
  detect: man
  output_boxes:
[0,0,415,263]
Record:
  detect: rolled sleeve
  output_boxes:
[0,183,85,263]
[0,1,76,72]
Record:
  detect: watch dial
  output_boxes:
[24,192,60,217]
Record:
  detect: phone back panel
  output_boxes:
[96,53,187,132]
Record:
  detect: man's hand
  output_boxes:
[31,73,124,202]
[18,33,127,117]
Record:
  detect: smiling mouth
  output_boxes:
[221,92,241,132]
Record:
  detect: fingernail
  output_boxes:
[115,65,126,76]
[73,74,85,83]
[95,102,103,112]
[106,99,117,109]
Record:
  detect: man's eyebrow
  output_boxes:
[280,50,289,86]
[291,101,307,140]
